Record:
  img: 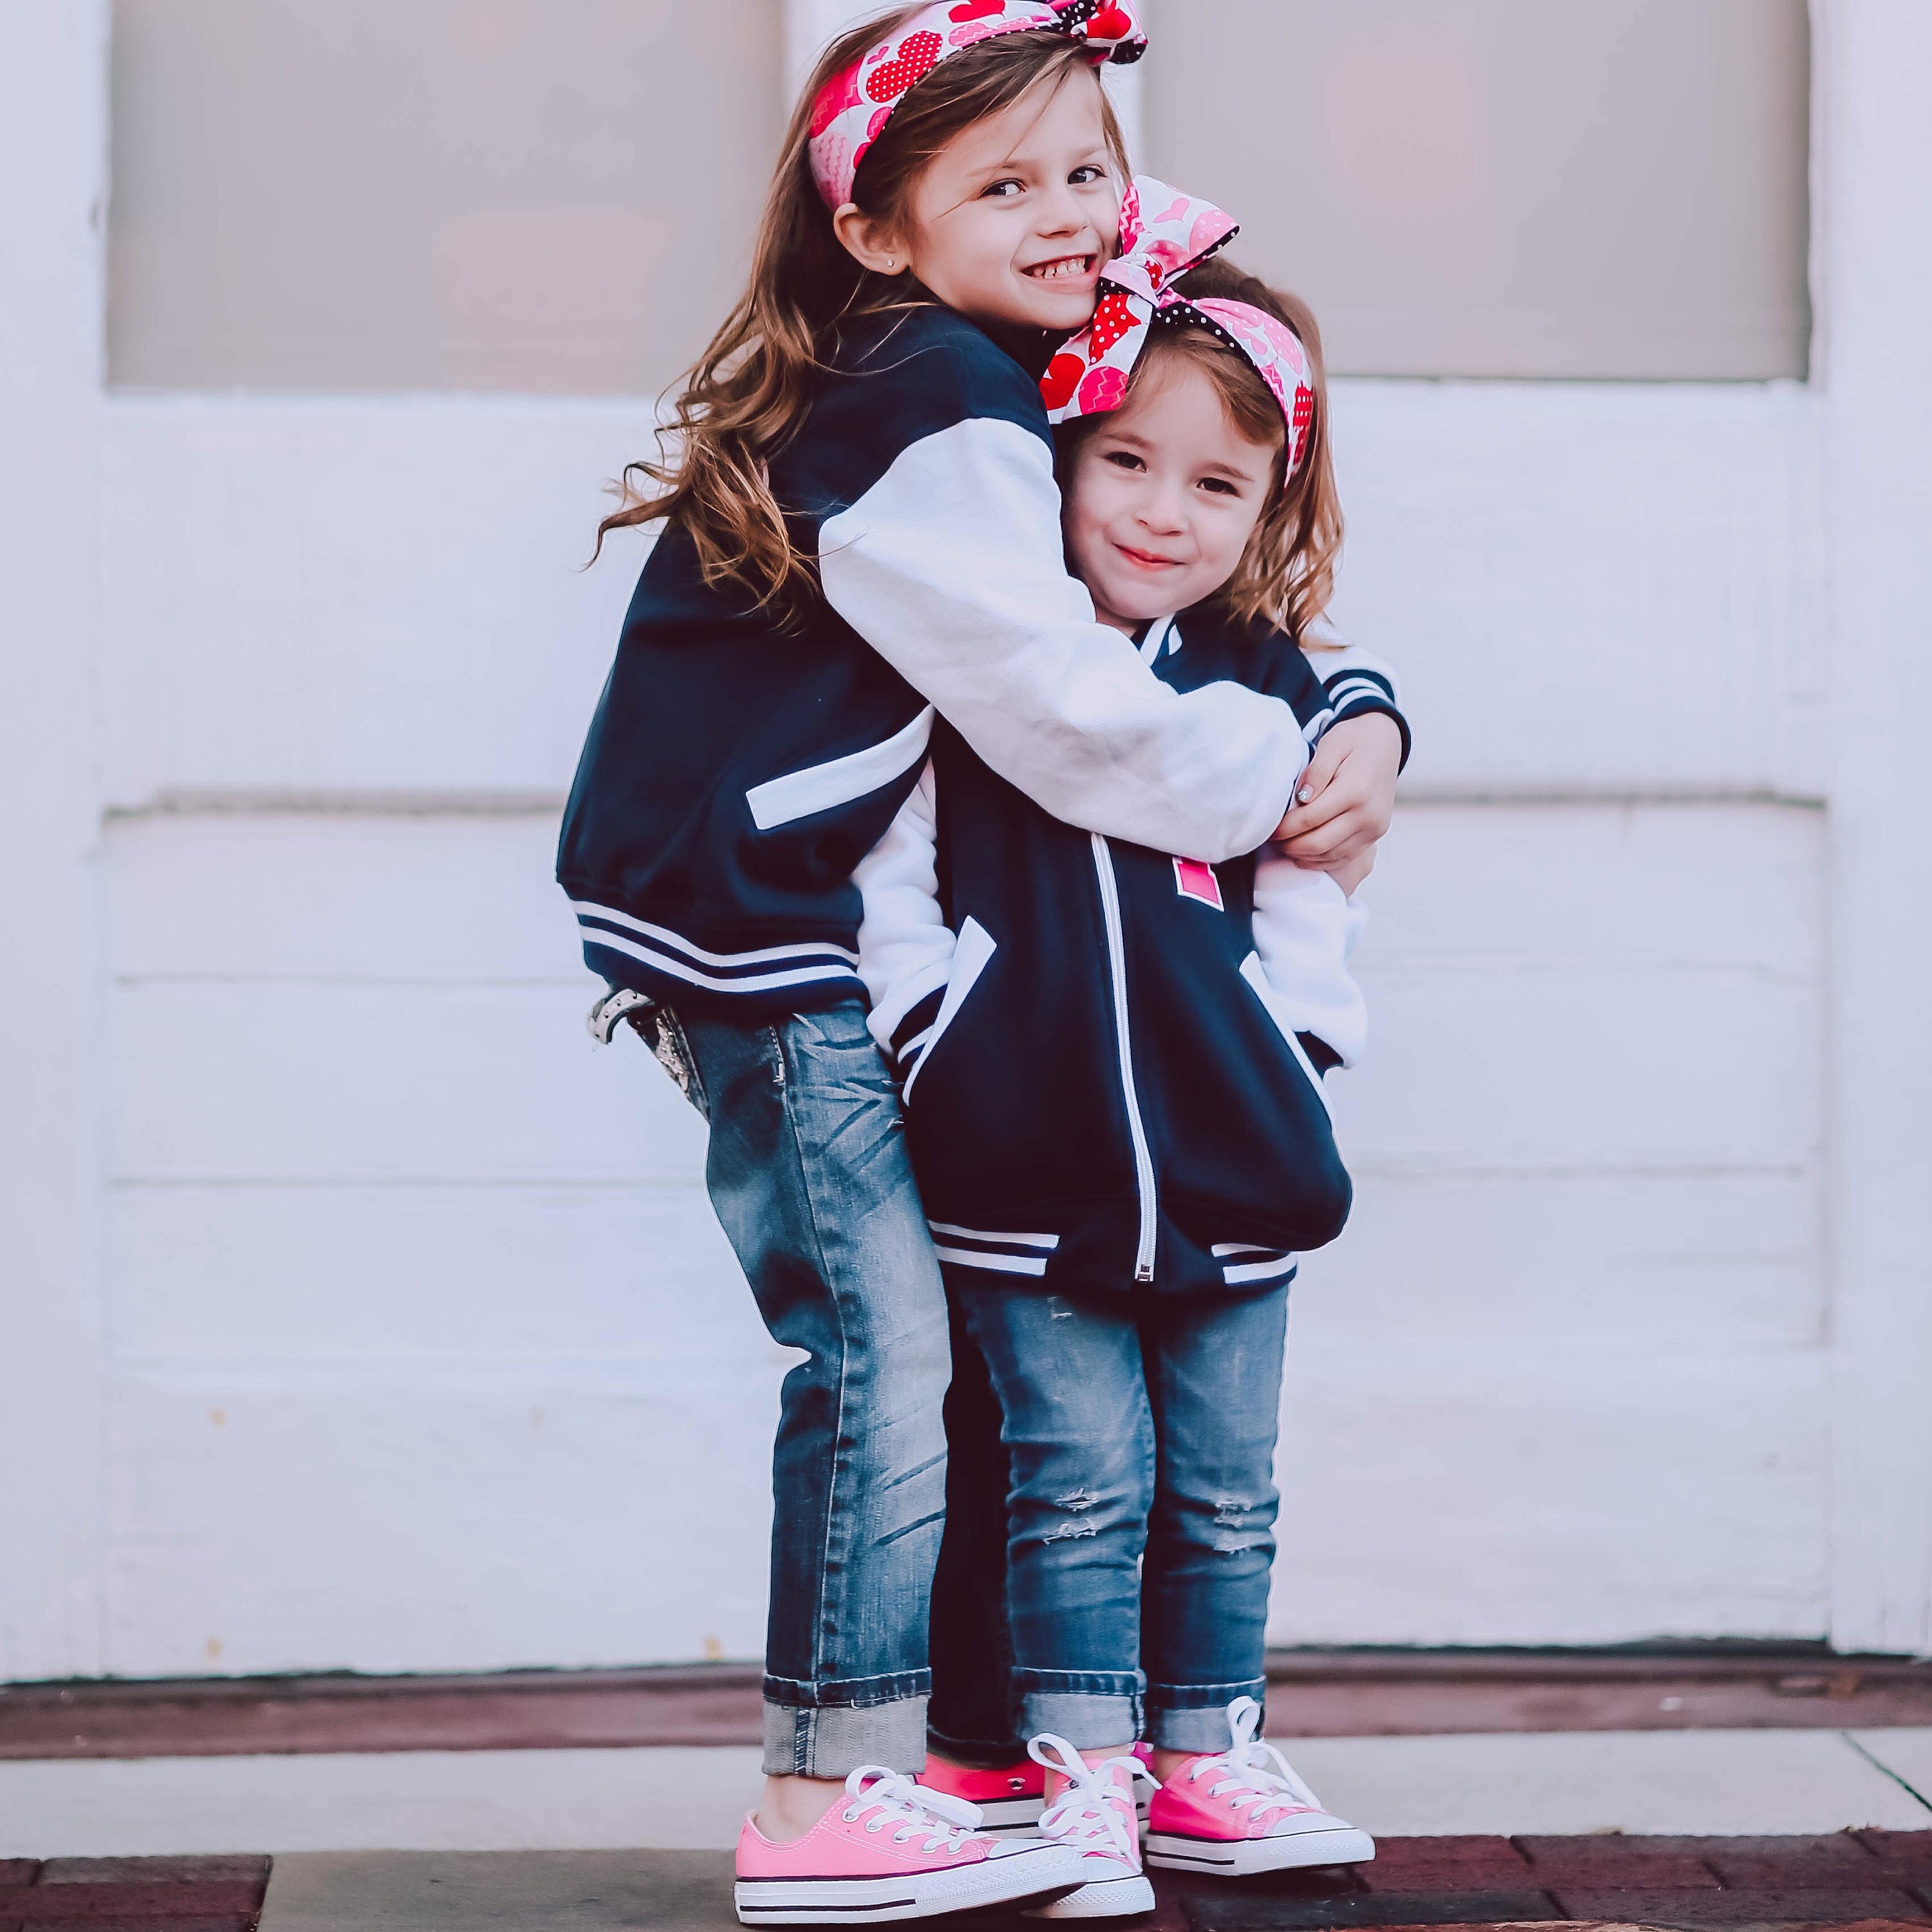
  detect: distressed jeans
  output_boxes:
[638,996,951,1777]
[954,1281,1290,1752]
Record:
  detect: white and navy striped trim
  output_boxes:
[574,900,860,996]
[1211,1242,1299,1287]
[929,1222,1061,1278]
[1325,672,1397,715]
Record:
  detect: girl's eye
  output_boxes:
[1070,164,1108,185]
[1198,477,1242,497]
[981,178,1025,198]
[1103,450,1144,472]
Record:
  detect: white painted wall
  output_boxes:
[1,0,1926,1682]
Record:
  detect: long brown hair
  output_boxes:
[1059,258,1344,643]
[593,11,1128,621]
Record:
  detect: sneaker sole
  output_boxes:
[1025,1870,1156,1919]
[981,1796,1154,1838]
[1144,1826,1376,1876]
[735,1841,1085,1924]
[973,1794,1048,1834]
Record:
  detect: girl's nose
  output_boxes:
[1035,180,1090,240]
[1138,491,1187,536]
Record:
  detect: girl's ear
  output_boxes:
[831,204,909,277]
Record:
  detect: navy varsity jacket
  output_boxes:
[556,304,1406,1016]
[855,608,1380,1299]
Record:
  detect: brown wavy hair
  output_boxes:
[1058,258,1344,644]
[592,9,1128,621]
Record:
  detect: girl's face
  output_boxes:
[895,68,1119,337]
[1061,358,1280,632]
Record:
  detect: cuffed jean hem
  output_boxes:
[926,1720,1027,1770]
[761,1693,931,1779]
[1144,1680,1269,1752]
[1016,1672,1145,1750]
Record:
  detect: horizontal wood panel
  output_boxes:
[101,800,1824,978]
[104,1183,772,1367]
[99,383,1818,800]
[94,1344,1826,1676]
[102,961,1818,1181]
[1303,1166,1820,1359]
[1269,1351,1830,1647]
[1325,381,1823,796]
[106,983,702,1184]
[102,1371,781,1678]
[95,797,1827,1666]
[105,1165,1816,1372]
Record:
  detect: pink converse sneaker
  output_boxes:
[734,1765,1084,1924]
[1144,1697,1374,1879]
[1023,1734,1159,1920]
[918,1753,1046,1833]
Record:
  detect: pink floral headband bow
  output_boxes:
[808,0,1148,212]
[1041,176,1319,480]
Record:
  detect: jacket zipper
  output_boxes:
[1090,834,1158,1282]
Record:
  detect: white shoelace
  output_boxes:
[1029,1734,1158,1864]
[838,1766,984,1852]
[1182,1695,1326,1825]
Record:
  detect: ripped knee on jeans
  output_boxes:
[1210,1494,1269,1555]
[1041,1486,1103,1544]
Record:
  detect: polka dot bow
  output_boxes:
[808,0,1148,213]
[1041,175,1319,480]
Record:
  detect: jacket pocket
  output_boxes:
[902,916,996,1103]
[1238,951,1336,1126]
[1211,1242,1299,1288]
[744,706,935,830]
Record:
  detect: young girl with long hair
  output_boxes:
[558,5,1405,1921]
[856,199,1388,1917]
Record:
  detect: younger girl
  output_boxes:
[559,5,1404,1921]
[856,192,1383,1917]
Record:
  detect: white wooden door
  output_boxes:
[1,0,1927,1681]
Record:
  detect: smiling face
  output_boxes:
[1061,351,1283,632]
[892,63,1121,336]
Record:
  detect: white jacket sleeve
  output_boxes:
[1251,852,1370,1069]
[852,762,954,1061]
[819,418,1308,866]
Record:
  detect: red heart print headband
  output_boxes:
[809,0,1148,212]
[1041,176,1320,481]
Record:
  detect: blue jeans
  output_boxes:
[954,1282,1289,1752]
[641,998,951,1777]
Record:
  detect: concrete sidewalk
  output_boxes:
[260,1850,729,1931]
[2,1730,1927,1858]
[254,1835,1932,1932]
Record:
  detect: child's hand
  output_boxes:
[1328,848,1376,896]
[1273,713,1402,869]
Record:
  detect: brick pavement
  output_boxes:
[952,1833,1932,1931]
[0,1857,269,1932]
